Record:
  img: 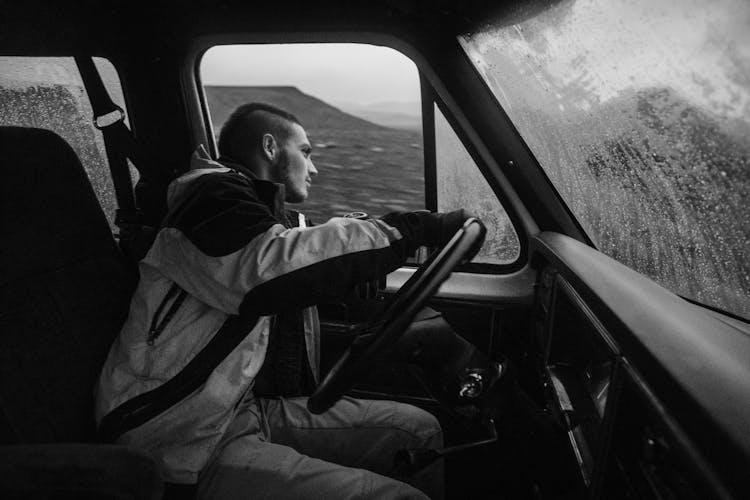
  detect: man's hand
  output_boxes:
[381,209,485,262]
[417,209,479,248]
[420,209,486,263]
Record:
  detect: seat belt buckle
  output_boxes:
[115,209,157,260]
[115,209,144,240]
[115,208,142,228]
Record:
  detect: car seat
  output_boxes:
[0,126,162,499]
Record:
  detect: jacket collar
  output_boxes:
[218,156,286,220]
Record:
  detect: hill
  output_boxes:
[204,85,387,134]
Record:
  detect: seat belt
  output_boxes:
[98,311,261,443]
[74,56,152,259]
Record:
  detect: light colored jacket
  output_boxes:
[94,150,424,483]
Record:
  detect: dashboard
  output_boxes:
[530,233,748,499]
[323,232,747,499]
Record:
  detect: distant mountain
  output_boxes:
[334,100,421,130]
[204,86,387,134]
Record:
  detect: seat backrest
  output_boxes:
[0,126,135,444]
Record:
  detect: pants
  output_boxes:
[198,395,444,500]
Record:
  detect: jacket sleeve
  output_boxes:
[142,173,429,315]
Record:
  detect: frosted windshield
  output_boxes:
[460,0,750,320]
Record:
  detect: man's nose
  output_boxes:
[308,161,318,177]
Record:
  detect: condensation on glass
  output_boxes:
[435,105,520,264]
[460,0,750,319]
[0,57,130,228]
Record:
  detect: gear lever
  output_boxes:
[394,418,498,475]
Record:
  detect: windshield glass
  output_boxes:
[460,0,750,320]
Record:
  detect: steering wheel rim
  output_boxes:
[307,218,487,414]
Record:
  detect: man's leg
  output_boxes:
[198,434,428,500]
[261,396,444,500]
[198,396,430,500]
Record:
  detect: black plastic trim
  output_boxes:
[421,74,438,213]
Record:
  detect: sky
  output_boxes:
[200,43,421,106]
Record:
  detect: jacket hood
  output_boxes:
[166,146,230,210]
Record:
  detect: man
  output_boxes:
[95,102,475,499]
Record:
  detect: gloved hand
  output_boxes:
[381,209,485,260]
[417,209,478,248]
[423,209,486,263]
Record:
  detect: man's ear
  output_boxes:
[262,133,277,162]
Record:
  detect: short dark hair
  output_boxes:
[217,102,302,163]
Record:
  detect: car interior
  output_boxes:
[1,1,749,499]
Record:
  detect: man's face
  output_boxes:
[274,123,317,203]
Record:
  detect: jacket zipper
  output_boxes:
[147,284,188,345]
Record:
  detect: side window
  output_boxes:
[200,44,424,223]
[434,105,520,264]
[0,56,128,229]
[199,43,520,266]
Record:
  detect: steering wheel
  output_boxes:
[307,218,487,414]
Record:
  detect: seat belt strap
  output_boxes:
[75,57,138,213]
[75,57,155,258]
[98,312,261,443]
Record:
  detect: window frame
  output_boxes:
[183,32,535,275]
